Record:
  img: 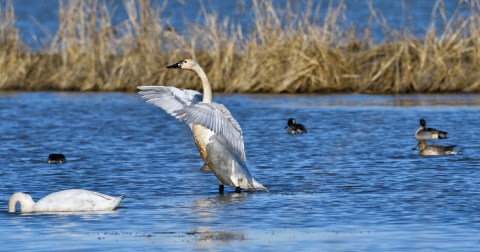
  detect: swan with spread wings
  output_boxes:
[138,59,268,193]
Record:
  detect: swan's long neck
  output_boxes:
[8,193,35,213]
[193,65,212,103]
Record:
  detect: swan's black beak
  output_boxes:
[166,61,182,69]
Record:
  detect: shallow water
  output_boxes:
[1,92,479,251]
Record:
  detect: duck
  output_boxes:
[415,119,447,140]
[285,118,307,134]
[47,153,67,164]
[8,189,126,213]
[138,59,267,193]
[412,140,459,156]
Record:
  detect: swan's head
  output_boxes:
[8,192,35,213]
[166,59,198,71]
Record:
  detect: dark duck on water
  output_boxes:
[286,118,307,135]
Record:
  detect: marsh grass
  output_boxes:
[0,0,479,93]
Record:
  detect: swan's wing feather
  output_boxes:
[138,86,203,118]
[174,102,246,160]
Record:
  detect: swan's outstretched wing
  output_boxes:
[173,102,246,160]
[138,86,203,118]
[138,86,246,160]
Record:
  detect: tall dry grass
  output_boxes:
[0,1,28,89]
[0,0,479,93]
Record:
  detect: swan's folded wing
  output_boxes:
[138,86,203,118]
[173,102,246,160]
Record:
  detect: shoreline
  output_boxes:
[0,0,478,94]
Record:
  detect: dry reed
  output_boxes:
[0,0,479,93]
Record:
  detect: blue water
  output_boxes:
[7,0,470,47]
[0,92,479,250]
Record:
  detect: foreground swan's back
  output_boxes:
[8,189,126,213]
[138,59,267,193]
[415,119,447,140]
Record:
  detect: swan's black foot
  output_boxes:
[235,187,241,193]
[219,185,224,194]
[200,163,210,171]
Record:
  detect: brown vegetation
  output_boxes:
[0,0,479,93]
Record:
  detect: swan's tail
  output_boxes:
[112,194,127,209]
[252,179,269,192]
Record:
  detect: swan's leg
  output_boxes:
[235,187,241,193]
[219,185,224,194]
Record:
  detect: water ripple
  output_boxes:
[1,92,479,250]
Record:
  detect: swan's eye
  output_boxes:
[182,60,187,63]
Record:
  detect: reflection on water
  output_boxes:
[0,92,480,250]
[192,193,248,222]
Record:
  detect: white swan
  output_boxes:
[8,189,126,213]
[138,59,268,193]
[206,134,268,192]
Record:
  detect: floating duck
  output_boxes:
[285,118,307,134]
[415,119,447,140]
[412,141,459,156]
[47,154,67,164]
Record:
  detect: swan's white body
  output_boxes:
[8,189,126,213]
[206,134,267,191]
[138,59,267,192]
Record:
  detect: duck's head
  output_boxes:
[287,118,296,126]
[166,59,197,71]
[419,119,426,127]
[412,140,427,150]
